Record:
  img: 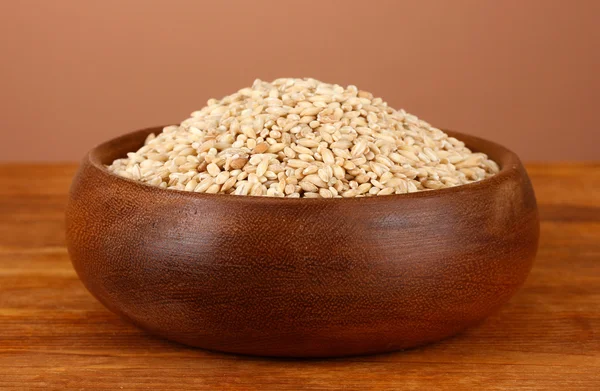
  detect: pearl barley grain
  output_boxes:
[108,78,499,198]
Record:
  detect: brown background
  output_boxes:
[1,0,598,162]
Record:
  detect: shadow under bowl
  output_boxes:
[66,126,539,357]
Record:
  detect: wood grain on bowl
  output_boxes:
[65,127,539,357]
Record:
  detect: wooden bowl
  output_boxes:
[66,126,539,357]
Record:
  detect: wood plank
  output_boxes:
[0,163,598,390]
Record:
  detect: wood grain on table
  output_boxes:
[0,163,598,390]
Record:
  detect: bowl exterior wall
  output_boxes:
[66,128,539,357]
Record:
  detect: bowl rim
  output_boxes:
[83,126,523,204]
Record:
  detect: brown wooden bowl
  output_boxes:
[66,126,539,357]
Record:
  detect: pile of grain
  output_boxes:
[108,78,499,198]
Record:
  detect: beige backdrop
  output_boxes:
[1,0,598,162]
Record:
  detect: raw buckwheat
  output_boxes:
[108,78,499,198]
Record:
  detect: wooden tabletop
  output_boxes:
[1,163,598,390]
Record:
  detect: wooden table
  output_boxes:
[1,163,598,390]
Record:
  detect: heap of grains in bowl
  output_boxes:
[108,78,499,198]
